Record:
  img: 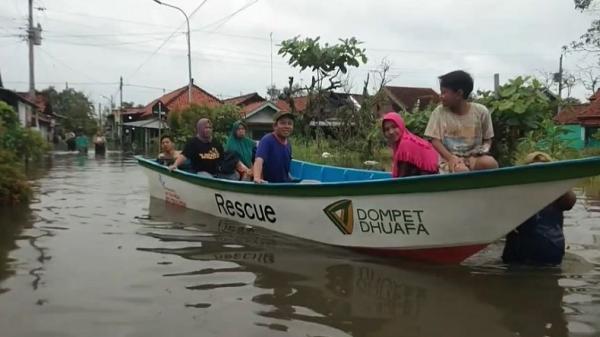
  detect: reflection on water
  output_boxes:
[0,153,599,337]
[138,199,589,337]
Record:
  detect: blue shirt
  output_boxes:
[502,204,565,265]
[256,133,292,183]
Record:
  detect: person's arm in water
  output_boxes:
[554,190,577,211]
[168,154,187,171]
[431,138,463,172]
[253,157,266,183]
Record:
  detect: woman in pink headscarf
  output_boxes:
[381,112,439,177]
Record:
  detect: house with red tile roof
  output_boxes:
[223,92,264,107]
[555,91,600,148]
[577,92,600,146]
[139,84,222,119]
[116,84,222,152]
[223,93,282,139]
[377,86,440,115]
[1,88,58,142]
[554,104,588,149]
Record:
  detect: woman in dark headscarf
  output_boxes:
[168,118,223,175]
[168,118,250,179]
[225,121,256,168]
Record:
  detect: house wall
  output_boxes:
[246,108,277,140]
[17,101,32,127]
[37,123,49,141]
[560,124,585,149]
[247,124,271,141]
[246,108,276,124]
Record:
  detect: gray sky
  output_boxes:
[0,0,597,109]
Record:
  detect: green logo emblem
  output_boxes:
[323,199,354,235]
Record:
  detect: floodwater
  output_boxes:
[0,152,599,337]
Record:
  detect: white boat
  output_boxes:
[137,156,600,263]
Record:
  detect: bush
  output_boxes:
[0,101,48,205]
[0,150,32,204]
[513,119,578,163]
[476,76,554,165]
[292,138,391,171]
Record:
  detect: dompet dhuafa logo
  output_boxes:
[323,199,353,235]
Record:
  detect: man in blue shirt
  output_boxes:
[502,152,577,265]
[253,111,294,183]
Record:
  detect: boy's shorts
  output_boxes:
[438,156,478,174]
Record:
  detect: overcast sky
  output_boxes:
[0,0,597,109]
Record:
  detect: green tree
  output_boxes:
[167,104,242,145]
[476,76,555,165]
[278,36,369,152]
[41,87,97,135]
[514,119,577,162]
[0,102,37,204]
[0,101,48,161]
[570,0,600,52]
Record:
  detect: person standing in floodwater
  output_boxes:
[94,131,106,156]
[75,130,89,155]
[502,152,577,265]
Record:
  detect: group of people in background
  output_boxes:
[65,130,106,155]
[163,110,294,184]
[158,69,575,267]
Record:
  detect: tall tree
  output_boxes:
[571,0,600,52]
[278,36,367,143]
[41,87,97,135]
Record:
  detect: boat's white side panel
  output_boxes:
[144,167,576,249]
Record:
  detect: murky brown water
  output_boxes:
[1,152,599,337]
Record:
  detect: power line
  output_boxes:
[199,0,258,32]
[38,47,104,83]
[44,8,177,29]
[126,0,209,80]
[4,80,117,85]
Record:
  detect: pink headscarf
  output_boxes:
[382,112,439,177]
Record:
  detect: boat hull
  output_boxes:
[137,157,598,263]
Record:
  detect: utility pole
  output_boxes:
[493,73,500,94]
[28,0,35,98]
[98,103,102,129]
[555,53,564,115]
[28,0,38,128]
[119,76,123,142]
[557,53,564,100]
[157,101,162,154]
[270,32,274,88]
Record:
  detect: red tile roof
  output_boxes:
[555,104,588,124]
[276,96,309,113]
[579,105,600,126]
[140,84,222,118]
[122,107,146,115]
[383,86,440,111]
[275,100,291,112]
[240,101,269,117]
[223,92,264,106]
[15,92,41,109]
